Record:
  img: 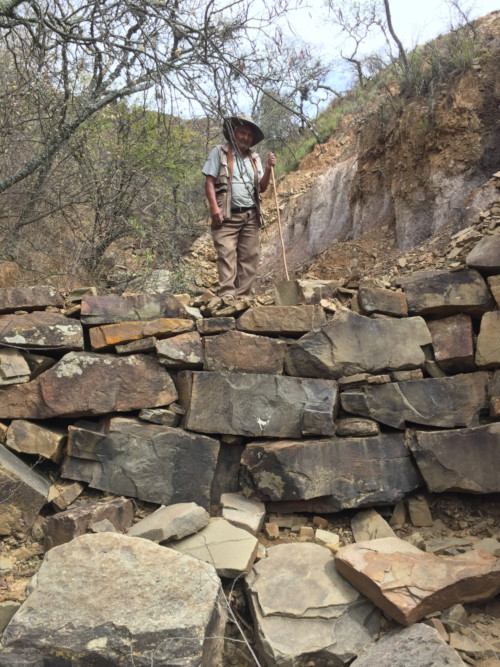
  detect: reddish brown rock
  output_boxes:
[89,318,194,350]
[43,497,134,550]
[196,317,235,335]
[203,330,287,374]
[334,536,500,626]
[0,312,84,350]
[0,348,30,385]
[6,420,67,463]
[427,314,476,374]
[0,352,178,419]
[156,331,204,368]
[236,305,325,335]
[0,286,64,314]
[358,286,408,317]
[475,311,500,369]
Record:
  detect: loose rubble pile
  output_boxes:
[0,228,499,666]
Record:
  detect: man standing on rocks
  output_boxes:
[202,114,276,299]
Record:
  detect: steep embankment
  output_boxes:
[257,11,500,287]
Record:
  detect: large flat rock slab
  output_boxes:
[89,318,195,350]
[350,623,466,666]
[203,330,287,374]
[0,312,84,350]
[0,286,64,314]
[0,533,226,666]
[62,418,219,509]
[409,423,500,493]
[341,372,488,429]
[284,309,431,379]
[334,536,500,626]
[236,305,326,335]
[241,433,422,508]
[0,351,178,419]
[245,543,381,666]
[80,293,191,325]
[466,234,500,274]
[401,269,493,316]
[185,371,337,437]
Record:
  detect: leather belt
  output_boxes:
[231,206,256,214]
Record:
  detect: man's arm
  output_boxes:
[259,152,277,193]
[205,175,224,226]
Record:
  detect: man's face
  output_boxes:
[233,124,254,152]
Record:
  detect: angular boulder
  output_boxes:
[0,286,64,314]
[184,371,337,437]
[241,433,422,508]
[6,420,66,462]
[475,311,500,369]
[155,331,204,368]
[0,352,178,419]
[284,309,431,379]
[127,503,210,543]
[409,423,500,493]
[236,305,326,335]
[80,293,190,325]
[62,418,219,509]
[0,533,226,665]
[245,542,381,666]
[427,314,475,374]
[0,312,84,350]
[0,348,30,385]
[401,269,493,316]
[341,372,488,429]
[334,536,500,626]
[89,317,194,350]
[466,234,500,274]
[358,286,408,317]
[203,330,287,374]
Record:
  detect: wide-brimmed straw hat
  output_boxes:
[223,113,265,146]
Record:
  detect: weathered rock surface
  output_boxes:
[6,420,66,462]
[245,542,381,666]
[62,418,219,508]
[475,311,500,368]
[284,309,431,379]
[241,433,422,508]
[43,497,134,550]
[427,314,476,374]
[274,279,342,305]
[341,372,488,429]
[0,286,64,314]
[0,444,50,535]
[401,269,493,316]
[220,492,266,536]
[358,286,408,317]
[466,234,500,274]
[0,352,178,419]
[171,517,258,577]
[236,305,326,335]
[350,623,466,666]
[203,330,287,374]
[0,533,226,666]
[0,312,84,350]
[156,331,204,368]
[334,536,500,626]
[89,317,194,350]
[185,371,338,437]
[409,423,500,493]
[127,502,210,543]
[80,293,190,325]
[351,508,396,542]
[0,348,30,385]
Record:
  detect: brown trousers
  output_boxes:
[211,208,260,297]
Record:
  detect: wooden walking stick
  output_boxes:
[271,165,290,281]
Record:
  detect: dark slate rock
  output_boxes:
[240,433,422,508]
[62,417,219,509]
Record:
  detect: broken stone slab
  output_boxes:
[407,494,434,527]
[245,542,381,666]
[0,602,21,635]
[351,508,396,542]
[0,312,84,350]
[43,497,134,550]
[220,493,266,536]
[341,372,488,429]
[466,234,500,274]
[0,351,178,419]
[155,331,204,368]
[0,286,64,315]
[184,371,337,438]
[127,503,210,543]
[427,313,476,374]
[476,311,500,369]
[196,316,235,335]
[335,417,380,437]
[89,317,195,350]
[50,481,84,511]
[0,533,226,666]
[284,309,431,379]
[62,417,219,509]
[236,305,326,335]
[115,336,157,354]
[138,407,181,427]
[334,536,500,626]
[349,623,467,666]
[6,420,67,463]
[408,423,500,493]
[210,442,245,505]
[170,517,258,578]
[401,269,493,316]
[80,293,191,325]
[274,279,342,305]
[488,275,500,307]
[240,433,422,509]
[203,330,287,374]
[0,348,30,385]
[0,444,50,535]
[358,286,408,317]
